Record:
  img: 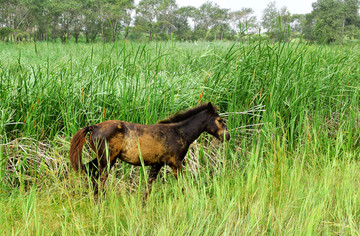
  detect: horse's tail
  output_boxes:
[69,126,93,172]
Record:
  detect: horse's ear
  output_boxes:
[207,102,215,113]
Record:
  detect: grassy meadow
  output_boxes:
[0,40,360,234]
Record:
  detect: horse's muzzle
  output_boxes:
[219,131,230,142]
[225,132,230,141]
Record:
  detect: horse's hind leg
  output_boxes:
[83,158,100,198]
[85,158,99,178]
[142,163,163,203]
[91,140,113,200]
[97,156,118,197]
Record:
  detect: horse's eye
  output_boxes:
[218,118,226,125]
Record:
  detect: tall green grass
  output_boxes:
[0,40,360,234]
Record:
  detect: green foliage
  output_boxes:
[0,0,260,42]
[0,0,360,43]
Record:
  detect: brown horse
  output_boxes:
[69,102,230,200]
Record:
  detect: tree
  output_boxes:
[101,0,135,42]
[47,0,82,43]
[0,0,31,41]
[290,14,306,38]
[135,0,158,41]
[81,0,101,43]
[0,0,136,42]
[135,0,163,41]
[155,0,178,39]
[230,8,258,37]
[261,2,291,41]
[261,2,278,35]
[192,2,231,41]
[171,6,197,40]
[305,0,360,43]
[211,6,230,40]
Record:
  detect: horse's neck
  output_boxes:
[176,111,207,145]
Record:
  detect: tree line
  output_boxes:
[0,0,359,43]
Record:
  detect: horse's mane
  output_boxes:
[158,103,217,124]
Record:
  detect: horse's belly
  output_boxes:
[121,134,167,165]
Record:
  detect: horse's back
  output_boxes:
[88,120,186,166]
[90,120,125,141]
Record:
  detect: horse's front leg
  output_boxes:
[142,163,163,203]
[170,160,185,194]
[170,157,185,180]
[170,166,180,179]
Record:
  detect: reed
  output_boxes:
[0,40,359,234]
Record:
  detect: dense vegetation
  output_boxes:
[0,40,360,234]
[1,0,359,43]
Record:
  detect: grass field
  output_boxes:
[1,40,360,234]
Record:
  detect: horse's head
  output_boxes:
[205,102,230,142]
